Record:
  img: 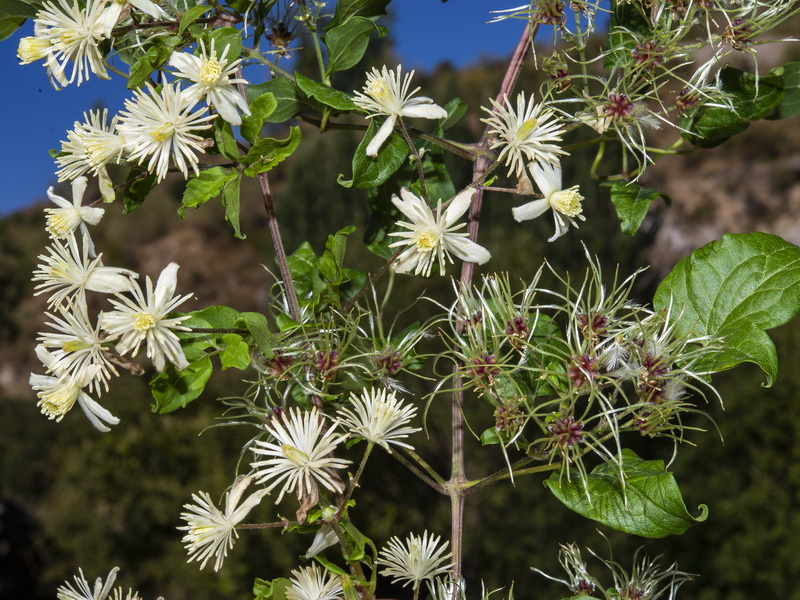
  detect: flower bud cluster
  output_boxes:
[444,251,721,487]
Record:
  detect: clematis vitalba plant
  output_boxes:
[5,0,800,597]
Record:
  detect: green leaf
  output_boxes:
[409,153,456,203]
[319,225,357,285]
[241,126,302,177]
[0,0,37,18]
[235,312,273,357]
[221,172,244,238]
[325,17,380,75]
[184,304,241,329]
[773,62,800,120]
[214,119,240,160]
[178,4,210,35]
[654,232,800,386]
[179,166,237,216]
[439,97,468,132]
[325,0,389,31]
[127,36,182,89]
[545,449,708,538]
[241,92,278,145]
[480,427,501,446]
[122,172,158,214]
[287,242,328,309]
[603,181,670,235]
[0,15,24,39]
[150,356,213,413]
[682,66,785,147]
[220,334,251,370]
[295,72,357,111]
[246,78,300,123]
[253,577,291,600]
[338,119,409,189]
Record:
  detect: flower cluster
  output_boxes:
[29,177,194,431]
[17,0,164,88]
[35,38,251,188]
[56,566,141,600]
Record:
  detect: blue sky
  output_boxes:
[0,1,526,215]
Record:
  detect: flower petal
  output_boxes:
[528,160,562,197]
[442,188,475,227]
[445,236,492,265]
[366,115,397,157]
[512,198,550,222]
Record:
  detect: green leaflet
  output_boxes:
[241,92,278,145]
[681,66,785,148]
[241,126,302,177]
[338,119,409,189]
[545,449,708,538]
[324,0,389,31]
[179,166,238,216]
[295,72,357,111]
[150,356,213,413]
[325,16,381,75]
[246,78,301,123]
[603,181,670,235]
[654,232,800,386]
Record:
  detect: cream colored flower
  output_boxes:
[23,0,110,88]
[179,474,269,571]
[99,262,193,371]
[170,39,250,126]
[117,82,215,181]
[56,109,126,202]
[250,407,351,504]
[30,346,119,431]
[33,233,138,308]
[481,92,566,177]
[353,65,447,157]
[512,161,585,242]
[336,387,420,452]
[286,563,343,600]
[378,531,453,590]
[388,187,491,277]
[44,177,105,252]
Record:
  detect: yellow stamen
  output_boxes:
[133,313,156,332]
[151,123,175,143]
[17,37,51,63]
[415,231,438,252]
[550,187,584,218]
[367,78,390,101]
[199,57,222,85]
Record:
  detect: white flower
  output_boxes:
[378,531,453,590]
[99,262,193,371]
[56,566,134,600]
[26,0,109,88]
[30,345,119,431]
[56,109,126,201]
[481,92,567,177]
[512,161,585,242]
[286,563,344,600]
[97,0,165,37]
[37,300,119,393]
[304,525,339,559]
[44,177,105,252]
[117,82,215,182]
[179,474,269,571]
[250,407,351,504]
[388,187,491,277]
[336,387,421,452]
[33,233,138,308]
[170,39,250,126]
[353,65,448,157]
